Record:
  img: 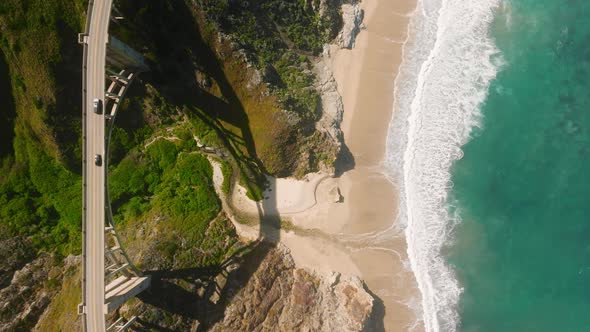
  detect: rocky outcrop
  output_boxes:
[0,255,51,331]
[312,0,365,174]
[115,244,373,331]
[337,1,364,49]
[314,51,345,146]
[210,245,374,332]
[33,256,83,332]
[0,254,79,331]
[0,235,35,289]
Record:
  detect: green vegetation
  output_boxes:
[0,49,16,158]
[221,159,232,195]
[0,0,86,168]
[112,0,290,180]
[1,0,331,257]
[0,131,81,255]
[111,138,220,231]
[109,135,240,268]
[0,0,86,255]
[274,51,320,124]
[0,0,340,258]
[201,0,341,56]
[200,0,342,125]
[108,116,249,258]
[112,0,340,177]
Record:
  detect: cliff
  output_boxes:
[0,247,80,331]
[0,0,374,330]
[114,242,375,331]
[210,245,374,332]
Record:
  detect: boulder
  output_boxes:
[210,245,374,332]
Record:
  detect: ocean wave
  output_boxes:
[387,0,502,331]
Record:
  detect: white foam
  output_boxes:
[387,0,502,331]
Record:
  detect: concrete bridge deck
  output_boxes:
[80,1,149,330]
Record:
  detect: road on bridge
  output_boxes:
[84,0,113,331]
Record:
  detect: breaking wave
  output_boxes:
[386,0,502,330]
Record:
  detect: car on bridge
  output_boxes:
[94,154,102,166]
[93,98,102,114]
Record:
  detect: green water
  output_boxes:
[448,1,590,331]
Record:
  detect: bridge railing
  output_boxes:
[77,1,95,329]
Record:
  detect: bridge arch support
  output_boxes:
[80,1,151,331]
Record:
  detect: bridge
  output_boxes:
[79,1,150,331]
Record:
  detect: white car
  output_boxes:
[93,98,102,114]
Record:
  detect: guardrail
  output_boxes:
[78,2,94,330]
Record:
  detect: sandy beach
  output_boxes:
[226,1,423,330]
[329,0,422,330]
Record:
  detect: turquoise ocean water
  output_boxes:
[388,0,590,331]
[448,1,590,331]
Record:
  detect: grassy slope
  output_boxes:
[0,0,85,255]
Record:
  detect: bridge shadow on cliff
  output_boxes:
[134,162,280,331]
[134,175,281,330]
[114,0,267,194]
[137,239,279,330]
[136,241,266,327]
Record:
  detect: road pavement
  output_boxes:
[84,0,113,331]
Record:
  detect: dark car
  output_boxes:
[94,154,102,166]
[93,98,102,114]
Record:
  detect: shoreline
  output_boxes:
[391,1,504,330]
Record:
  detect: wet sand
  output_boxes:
[328,0,423,330]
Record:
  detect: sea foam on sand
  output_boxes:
[387,0,502,331]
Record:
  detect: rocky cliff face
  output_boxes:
[0,254,53,331]
[337,1,364,49]
[0,252,79,331]
[0,235,35,289]
[311,0,365,49]
[210,245,374,332]
[114,243,375,332]
[0,235,42,330]
[312,0,364,175]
